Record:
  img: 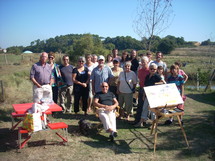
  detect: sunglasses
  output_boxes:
[48,57,54,59]
[102,86,108,88]
[150,68,156,70]
[79,60,84,63]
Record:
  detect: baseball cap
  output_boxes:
[113,58,120,62]
[98,55,105,61]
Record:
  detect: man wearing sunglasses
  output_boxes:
[94,82,118,141]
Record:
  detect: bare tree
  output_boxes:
[133,0,174,51]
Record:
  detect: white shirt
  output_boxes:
[84,63,97,72]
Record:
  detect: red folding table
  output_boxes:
[11,103,68,149]
[11,103,62,130]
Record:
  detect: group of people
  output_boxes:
[30,49,188,140]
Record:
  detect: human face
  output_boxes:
[112,49,118,57]
[48,56,54,62]
[171,68,178,76]
[147,53,152,60]
[86,56,92,62]
[92,56,98,63]
[63,56,69,65]
[149,67,157,74]
[122,53,127,59]
[101,83,109,93]
[113,60,119,67]
[131,50,137,58]
[78,59,85,66]
[108,55,113,62]
[40,52,48,63]
[125,64,131,72]
[156,53,162,60]
[141,60,148,68]
[98,59,104,67]
[157,69,163,75]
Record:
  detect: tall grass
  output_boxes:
[0,65,32,111]
[164,46,215,85]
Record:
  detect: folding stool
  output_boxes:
[11,112,25,131]
[47,122,68,144]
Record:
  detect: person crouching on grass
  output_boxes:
[165,64,185,125]
[93,82,119,141]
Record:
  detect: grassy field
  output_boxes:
[0,47,215,160]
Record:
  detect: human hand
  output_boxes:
[105,105,115,111]
[37,84,42,88]
[82,83,87,88]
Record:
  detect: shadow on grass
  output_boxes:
[81,132,133,154]
[53,112,99,122]
[128,128,154,151]
[186,91,215,106]
[153,115,215,160]
[0,128,17,152]
[0,109,11,122]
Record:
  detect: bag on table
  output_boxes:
[22,113,43,132]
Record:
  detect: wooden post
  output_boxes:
[196,72,199,91]
[4,54,8,65]
[205,69,215,92]
[0,80,4,101]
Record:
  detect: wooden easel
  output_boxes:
[150,105,189,153]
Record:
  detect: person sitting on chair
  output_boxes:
[93,82,119,141]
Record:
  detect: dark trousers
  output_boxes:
[52,86,59,104]
[74,87,89,113]
[109,86,118,100]
[134,88,144,123]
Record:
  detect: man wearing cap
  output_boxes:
[30,52,53,103]
[91,55,113,94]
[109,57,123,100]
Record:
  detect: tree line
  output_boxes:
[2,33,214,60]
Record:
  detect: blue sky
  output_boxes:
[0,0,214,48]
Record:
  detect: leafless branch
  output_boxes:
[133,0,174,50]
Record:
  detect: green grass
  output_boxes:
[0,91,215,161]
[0,47,215,160]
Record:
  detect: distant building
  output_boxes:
[23,50,33,54]
[194,42,201,46]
